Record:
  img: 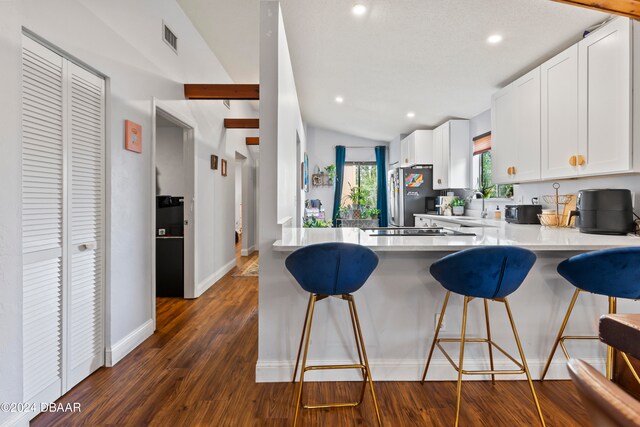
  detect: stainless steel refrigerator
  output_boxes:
[390,165,438,226]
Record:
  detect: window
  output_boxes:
[341,162,377,207]
[472,132,513,199]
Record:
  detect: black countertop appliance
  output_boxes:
[504,204,542,224]
[570,189,634,235]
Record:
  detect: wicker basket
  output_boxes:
[538,213,571,227]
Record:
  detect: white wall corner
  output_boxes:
[105,319,154,367]
[194,257,236,298]
[0,412,30,427]
[241,246,256,257]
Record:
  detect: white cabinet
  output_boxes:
[491,68,541,184]
[400,130,433,167]
[388,134,402,166]
[578,17,631,176]
[541,44,580,179]
[433,120,471,189]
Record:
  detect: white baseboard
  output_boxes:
[1,412,30,427]
[194,258,236,298]
[240,245,256,257]
[256,357,606,383]
[105,319,154,367]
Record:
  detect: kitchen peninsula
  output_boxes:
[257,223,640,383]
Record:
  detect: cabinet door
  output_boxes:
[578,18,631,175]
[491,85,516,184]
[513,67,541,182]
[432,126,446,189]
[448,120,470,189]
[541,45,579,179]
[400,133,413,167]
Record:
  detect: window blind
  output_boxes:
[473,132,491,155]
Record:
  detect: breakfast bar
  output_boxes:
[257,222,640,383]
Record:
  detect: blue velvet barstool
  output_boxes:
[540,247,640,383]
[286,242,381,426]
[421,246,545,427]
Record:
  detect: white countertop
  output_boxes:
[273,222,640,252]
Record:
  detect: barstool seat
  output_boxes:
[421,246,545,427]
[285,242,381,426]
[540,247,640,383]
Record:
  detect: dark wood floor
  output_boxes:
[33,248,591,426]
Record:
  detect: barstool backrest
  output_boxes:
[430,246,537,299]
[557,247,640,299]
[285,243,379,295]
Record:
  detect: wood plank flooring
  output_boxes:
[33,250,591,426]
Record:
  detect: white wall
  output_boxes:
[235,160,242,232]
[258,0,307,370]
[306,125,387,219]
[0,0,258,420]
[156,126,184,196]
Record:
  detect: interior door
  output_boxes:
[65,61,105,389]
[21,35,105,405]
[21,35,65,404]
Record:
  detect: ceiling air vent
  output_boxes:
[162,21,178,53]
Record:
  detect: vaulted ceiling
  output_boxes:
[178,0,609,141]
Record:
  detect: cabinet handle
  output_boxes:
[569,155,577,166]
[577,155,586,166]
[511,166,516,175]
[507,167,512,176]
[437,178,442,184]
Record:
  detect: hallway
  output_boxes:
[33,250,590,426]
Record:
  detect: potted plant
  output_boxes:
[324,164,336,184]
[303,217,332,228]
[450,198,466,216]
[348,184,370,218]
[338,205,352,220]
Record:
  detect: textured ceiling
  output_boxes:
[177,0,609,141]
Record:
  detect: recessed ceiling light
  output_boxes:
[407,112,415,118]
[352,4,367,16]
[487,34,503,44]
[335,96,344,104]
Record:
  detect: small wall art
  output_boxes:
[211,155,219,170]
[303,152,309,192]
[221,159,227,177]
[124,120,142,153]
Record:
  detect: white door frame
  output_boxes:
[151,99,197,330]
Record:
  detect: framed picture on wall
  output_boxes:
[211,155,219,170]
[124,120,142,153]
[303,153,309,192]
[221,159,227,177]
[300,162,304,190]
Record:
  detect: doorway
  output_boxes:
[152,105,195,328]
[235,152,247,257]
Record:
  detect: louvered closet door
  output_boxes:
[66,62,105,389]
[22,36,105,403]
[21,36,65,403]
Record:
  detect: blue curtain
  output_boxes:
[375,146,388,227]
[332,146,346,226]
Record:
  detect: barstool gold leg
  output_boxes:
[454,296,470,427]
[504,298,546,427]
[293,295,317,427]
[350,295,382,426]
[606,297,618,381]
[293,294,313,383]
[484,299,496,385]
[347,296,368,405]
[540,288,581,381]
[422,291,451,383]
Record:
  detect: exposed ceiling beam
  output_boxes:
[224,118,259,129]
[184,84,259,100]
[552,0,640,19]
[246,137,259,145]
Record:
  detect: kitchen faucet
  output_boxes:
[464,188,487,218]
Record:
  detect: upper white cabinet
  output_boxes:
[433,120,470,189]
[578,17,631,176]
[491,68,541,184]
[495,17,636,183]
[388,134,402,166]
[541,44,580,179]
[400,130,433,167]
